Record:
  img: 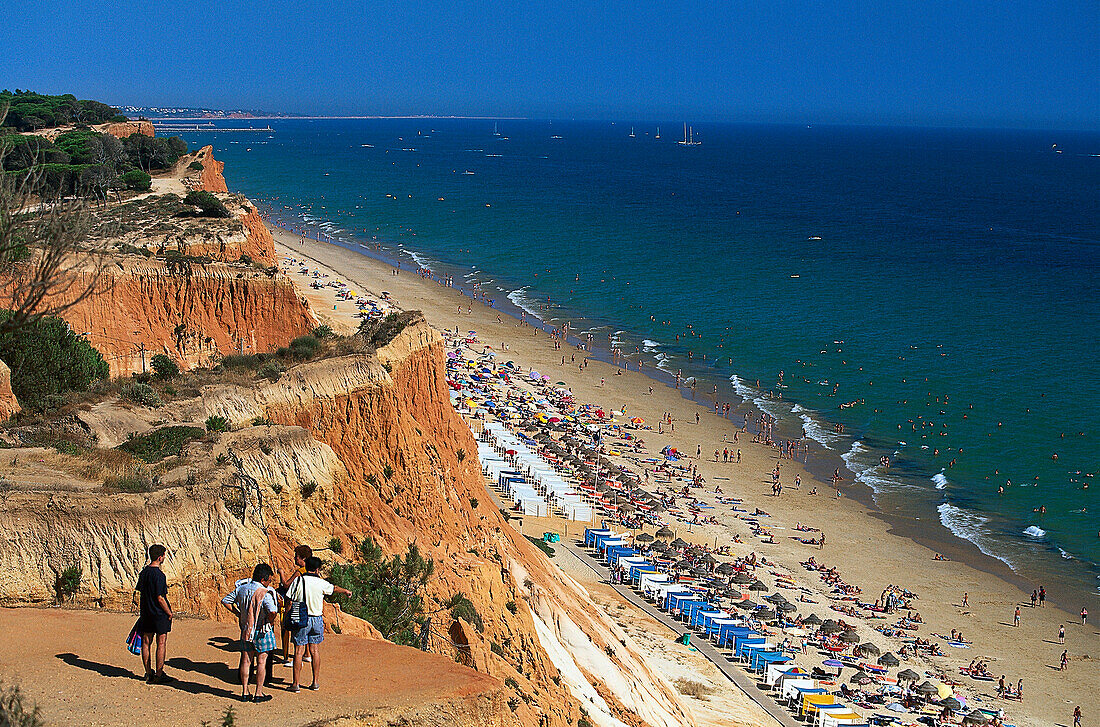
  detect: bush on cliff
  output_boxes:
[183,190,231,218]
[121,169,151,191]
[150,353,179,380]
[329,538,434,647]
[357,310,422,349]
[118,425,205,463]
[0,313,109,411]
[0,90,123,131]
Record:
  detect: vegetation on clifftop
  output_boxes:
[0,312,108,411]
[0,90,124,131]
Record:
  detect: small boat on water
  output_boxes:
[677,123,701,146]
[629,126,636,138]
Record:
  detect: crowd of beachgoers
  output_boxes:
[438,327,1081,727]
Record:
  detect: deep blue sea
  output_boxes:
[173,119,1100,605]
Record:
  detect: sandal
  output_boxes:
[253,694,273,703]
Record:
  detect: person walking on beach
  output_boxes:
[962,592,969,607]
[1082,607,1088,625]
[134,544,173,684]
[1060,649,1069,670]
[1073,706,1082,727]
[1039,585,1046,606]
[1059,624,1066,644]
[1031,590,1038,607]
[1013,606,1021,627]
[287,556,352,693]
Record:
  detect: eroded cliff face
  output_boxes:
[0,322,694,727]
[55,258,315,376]
[100,120,156,138]
[184,145,229,194]
[0,361,19,420]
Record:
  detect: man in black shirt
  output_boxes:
[134,544,173,684]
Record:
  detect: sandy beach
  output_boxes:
[271,225,1097,727]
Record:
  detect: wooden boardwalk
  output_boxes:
[564,540,805,727]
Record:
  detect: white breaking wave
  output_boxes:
[932,471,949,490]
[1023,525,1046,538]
[654,353,673,374]
[642,339,660,350]
[792,403,843,448]
[938,503,1015,568]
[729,373,791,420]
[405,249,433,270]
[507,287,542,319]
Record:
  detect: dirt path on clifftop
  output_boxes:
[0,608,501,727]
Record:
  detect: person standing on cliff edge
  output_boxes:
[134,544,173,684]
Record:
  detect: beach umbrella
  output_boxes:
[962,711,990,725]
[748,580,768,591]
[723,589,743,600]
[850,671,872,684]
[802,614,822,626]
[915,681,940,697]
[765,593,786,603]
[675,559,693,570]
[693,566,710,577]
[878,652,900,667]
[819,619,842,634]
[840,630,861,644]
[776,601,797,613]
[716,562,736,575]
[858,642,881,657]
[737,600,758,610]
[670,538,689,549]
[941,698,963,712]
[896,669,920,683]
[701,553,718,565]
[755,607,775,620]
[636,533,654,543]
[732,572,753,584]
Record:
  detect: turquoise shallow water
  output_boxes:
[175,119,1100,604]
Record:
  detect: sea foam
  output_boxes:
[938,503,1014,568]
[1023,525,1046,538]
[932,471,949,490]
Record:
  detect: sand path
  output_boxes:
[0,607,499,727]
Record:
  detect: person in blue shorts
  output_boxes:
[287,556,351,692]
[134,544,173,684]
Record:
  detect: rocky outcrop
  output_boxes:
[0,322,695,727]
[186,145,229,193]
[101,120,155,138]
[56,258,316,376]
[0,360,19,420]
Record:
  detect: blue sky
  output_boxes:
[6,0,1099,129]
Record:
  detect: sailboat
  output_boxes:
[677,123,701,146]
[492,122,501,137]
[629,126,636,138]
[655,126,660,139]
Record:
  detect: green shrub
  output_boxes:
[328,538,434,647]
[256,360,284,382]
[117,425,205,463]
[446,593,483,632]
[456,448,466,462]
[238,254,253,266]
[311,324,334,339]
[205,415,229,433]
[183,190,231,218]
[121,382,162,408]
[149,353,179,380]
[121,169,152,191]
[469,497,478,509]
[525,535,556,558]
[188,161,204,171]
[329,536,343,554]
[357,310,422,348]
[300,480,317,498]
[382,464,394,480]
[0,314,109,411]
[0,681,44,727]
[56,565,82,600]
[288,335,321,361]
[251,415,274,426]
[505,600,518,614]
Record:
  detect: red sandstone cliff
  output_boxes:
[0,361,19,420]
[185,145,229,193]
[55,259,315,376]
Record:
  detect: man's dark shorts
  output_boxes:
[138,615,172,635]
